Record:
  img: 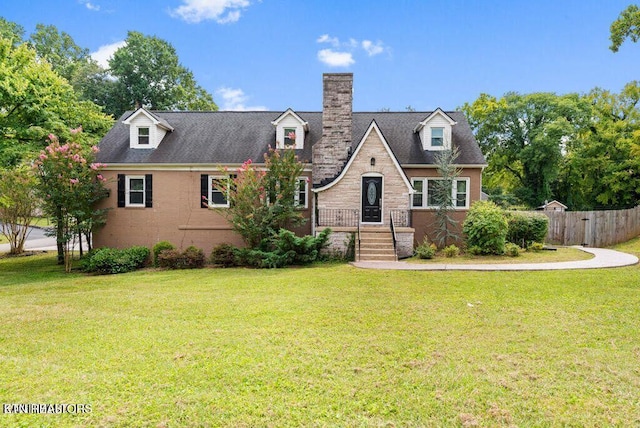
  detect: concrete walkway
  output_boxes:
[352,246,639,271]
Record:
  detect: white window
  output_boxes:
[208,176,230,208]
[410,177,470,209]
[284,128,296,147]
[411,179,423,207]
[138,127,150,145]
[431,127,444,147]
[295,178,308,208]
[126,176,145,207]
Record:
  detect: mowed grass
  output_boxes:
[1,245,640,426]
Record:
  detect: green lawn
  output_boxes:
[1,242,640,426]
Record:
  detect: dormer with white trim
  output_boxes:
[413,108,457,151]
[123,108,174,149]
[271,108,308,150]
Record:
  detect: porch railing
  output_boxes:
[317,208,360,227]
[390,209,411,228]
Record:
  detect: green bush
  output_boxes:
[504,242,521,257]
[462,201,508,255]
[183,246,205,269]
[443,244,460,258]
[157,249,183,269]
[152,241,175,267]
[210,243,238,267]
[82,246,150,274]
[158,246,205,269]
[506,212,548,248]
[233,229,332,269]
[415,239,437,259]
[528,242,545,252]
[466,245,483,256]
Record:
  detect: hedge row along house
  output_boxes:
[94,74,486,261]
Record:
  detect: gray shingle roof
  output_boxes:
[97,110,486,166]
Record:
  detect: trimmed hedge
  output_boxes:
[152,241,175,267]
[82,246,150,274]
[158,246,205,269]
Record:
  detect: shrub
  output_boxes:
[506,212,548,248]
[443,244,460,258]
[152,241,175,267]
[467,245,483,256]
[463,201,508,255]
[528,242,545,252]
[210,243,238,267]
[158,246,205,269]
[183,246,205,269]
[82,246,150,274]
[157,249,183,269]
[504,242,521,257]
[415,239,437,259]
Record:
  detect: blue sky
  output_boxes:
[2,0,639,112]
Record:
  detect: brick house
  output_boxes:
[94,73,486,260]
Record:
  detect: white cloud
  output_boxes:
[80,0,100,11]
[317,49,355,68]
[216,87,267,111]
[90,40,126,68]
[317,34,339,47]
[315,34,387,67]
[170,0,251,24]
[362,40,384,56]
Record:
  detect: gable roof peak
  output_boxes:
[122,107,174,132]
[413,107,457,133]
[271,108,309,131]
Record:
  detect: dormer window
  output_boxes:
[123,108,174,149]
[271,109,308,150]
[138,127,150,145]
[431,127,444,147]
[284,128,296,147]
[413,108,457,151]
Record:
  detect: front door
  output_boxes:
[362,176,382,223]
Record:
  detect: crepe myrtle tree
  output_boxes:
[0,164,40,254]
[34,128,108,271]
[207,146,306,248]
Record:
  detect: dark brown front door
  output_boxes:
[362,176,382,223]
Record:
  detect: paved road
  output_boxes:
[352,247,639,271]
[0,225,87,253]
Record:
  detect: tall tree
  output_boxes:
[462,92,590,207]
[0,37,112,167]
[108,31,217,117]
[556,82,640,209]
[0,17,24,47]
[610,4,640,52]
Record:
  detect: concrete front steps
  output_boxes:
[357,227,397,261]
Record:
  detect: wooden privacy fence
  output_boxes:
[542,206,640,247]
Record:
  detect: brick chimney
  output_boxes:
[313,73,353,185]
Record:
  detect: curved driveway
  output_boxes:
[352,247,639,271]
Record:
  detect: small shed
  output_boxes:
[537,200,568,212]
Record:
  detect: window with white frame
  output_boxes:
[411,179,423,207]
[138,127,150,145]
[431,127,444,147]
[295,177,308,208]
[284,128,296,147]
[410,177,470,209]
[126,176,145,207]
[209,176,230,207]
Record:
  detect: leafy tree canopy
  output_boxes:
[0,37,112,167]
[0,17,24,47]
[610,4,640,52]
[462,92,590,207]
[108,31,217,117]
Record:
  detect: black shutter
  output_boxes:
[201,174,209,208]
[117,174,125,207]
[145,174,153,208]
